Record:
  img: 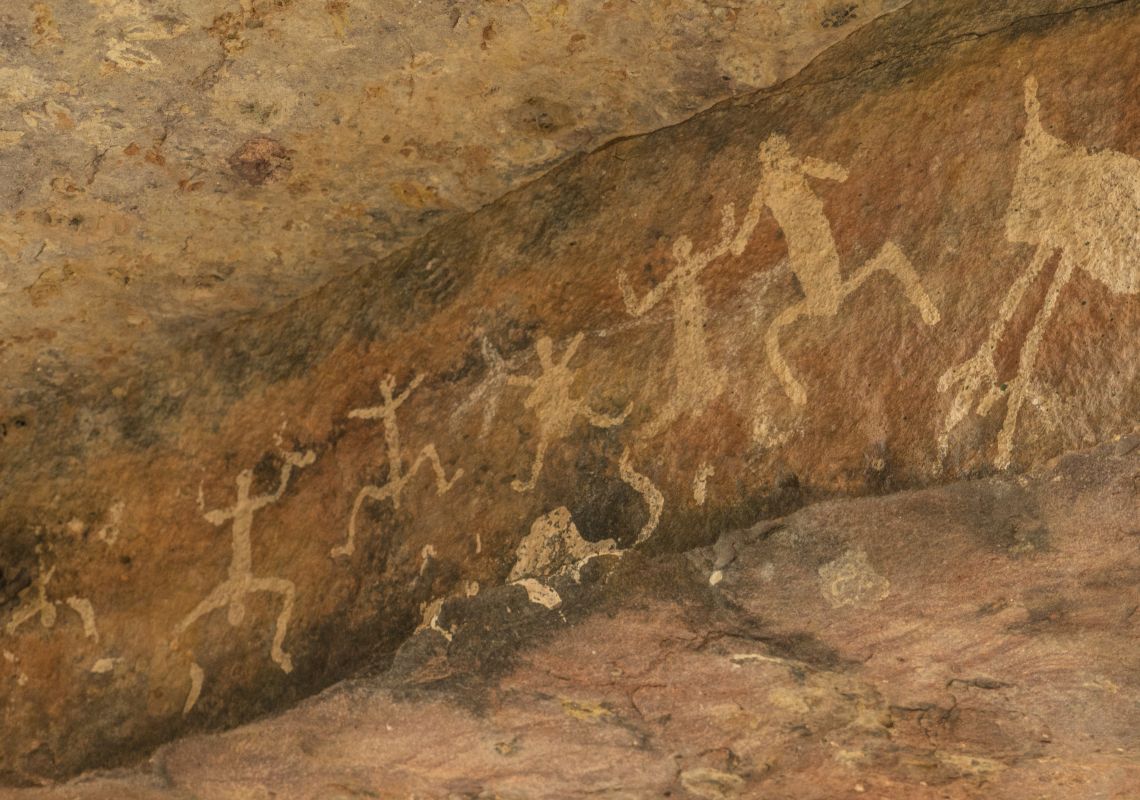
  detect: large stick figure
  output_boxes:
[938,76,1139,468]
[173,448,314,713]
[331,374,463,558]
[508,334,630,492]
[756,134,941,406]
[618,202,761,437]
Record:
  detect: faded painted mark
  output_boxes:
[514,578,563,609]
[95,501,125,545]
[332,374,463,558]
[619,448,664,544]
[507,334,629,492]
[817,548,890,608]
[939,76,1140,468]
[754,133,940,406]
[173,448,315,713]
[693,462,715,506]
[509,506,617,583]
[449,336,522,437]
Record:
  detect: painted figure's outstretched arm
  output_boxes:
[801,156,849,183]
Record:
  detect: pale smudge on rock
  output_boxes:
[509,506,617,584]
[513,578,562,610]
[95,501,125,545]
[817,548,890,608]
[692,462,715,506]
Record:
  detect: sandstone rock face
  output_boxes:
[0,0,905,398]
[1,0,1138,783]
[6,441,1140,798]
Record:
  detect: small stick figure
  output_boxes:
[173,448,314,712]
[755,133,940,406]
[618,201,761,437]
[4,545,100,643]
[448,336,520,438]
[938,76,1139,468]
[332,374,463,558]
[507,334,630,492]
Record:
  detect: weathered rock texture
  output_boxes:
[1,0,1138,784]
[6,439,1140,798]
[0,0,905,397]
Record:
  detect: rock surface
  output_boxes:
[0,0,905,394]
[1,0,1138,783]
[5,439,1139,798]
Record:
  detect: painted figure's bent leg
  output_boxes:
[249,577,296,673]
[766,300,810,406]
[410,445,464,495]
[936,243,1054,457]
[512,437,549,493]
[183,661,205,715]
[994,254,1077,469]
[852,241,941,325]
[332,483,396,558]
[172,582,234,643]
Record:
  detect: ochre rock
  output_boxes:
[0,0,1137,782]
[5,440,1140,797]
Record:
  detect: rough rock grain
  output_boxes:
[0,0,1137,782]
[4,439,1138,798]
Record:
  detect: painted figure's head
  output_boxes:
[758,133,793,169]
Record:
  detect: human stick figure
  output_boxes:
[617,199,763,437]
[173,447,314,713]
[331,373,463,558]
[4,545,99,643]
[938,75,1139,468]
[755,133,941,406]
[508,333,631,492]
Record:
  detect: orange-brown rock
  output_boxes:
[5,440,1139,798]
[1,0,1137,783]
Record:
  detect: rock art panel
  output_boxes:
[0,0,1137,782]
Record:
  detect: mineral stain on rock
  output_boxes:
[227,137,293,186]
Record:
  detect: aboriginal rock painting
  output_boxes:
[751,133,941,406]
[333,374,464,558]
[173,448,314,713]
[2,75,1135,714]
[939,76,1140,468]
[506,334,631,492]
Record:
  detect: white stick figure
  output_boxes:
[617,201,761,437]
[332,374,463,558]
[938,76,1139,468]
[507,334,630,492]
[448,336,521,438]
[173,448,314,712]
[4,545,100,643]
[755,133,941,406]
